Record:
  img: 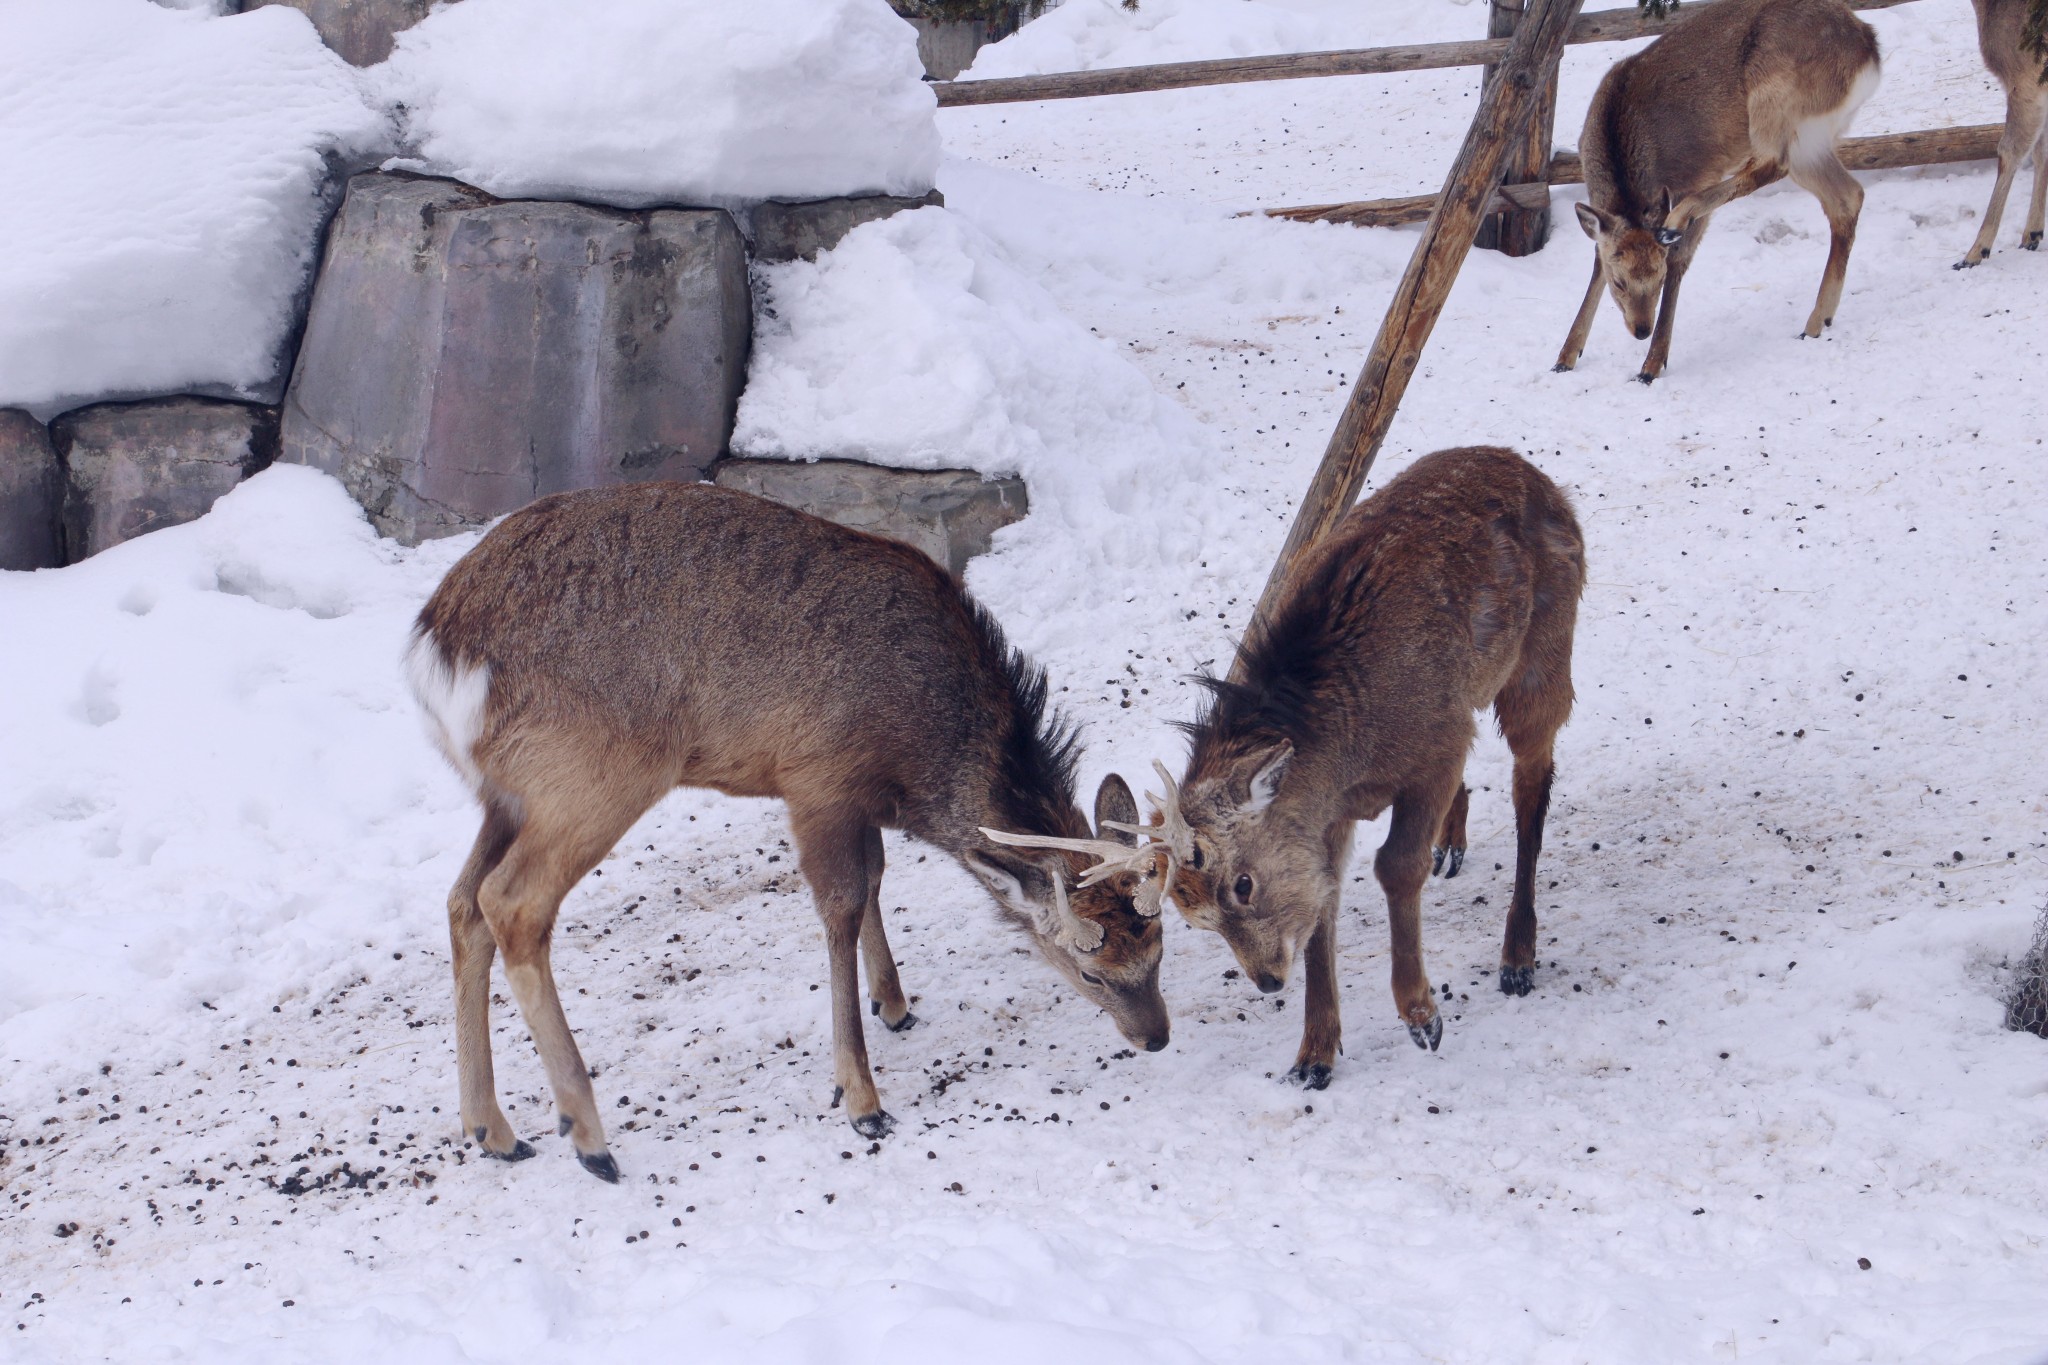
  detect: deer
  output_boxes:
[1956,0,2047,267]
[1554,0,1882,382]
[405,482,1167,1181]
[1046,449,1584,1089]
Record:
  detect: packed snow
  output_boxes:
[4,0,2046,1362]
[0,0,385,418]
[376,0,940,210]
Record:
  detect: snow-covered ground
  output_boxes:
[4,1,2045,1361]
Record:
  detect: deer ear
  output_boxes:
[963,852,1026,908]
[1575,201,1609,239]
[1242,742,1293,815]
[1094,773,1140,847]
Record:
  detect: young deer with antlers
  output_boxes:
[1095,449,1583,1088]
[1555,0,1881,382]
[407,483,1165,1181]
[1956,0,2047,267]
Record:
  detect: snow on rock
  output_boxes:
[0,0,386,417]
[375,0,940,210]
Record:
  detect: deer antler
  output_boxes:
[979,760,1193,922]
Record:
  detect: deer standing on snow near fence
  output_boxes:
[406,483,1166,1181]
[1555,0,1881,382]
[1036,449,1584,1088]
[1955,0,2048,267]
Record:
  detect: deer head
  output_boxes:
[971,772,1171,1051]
[1576,190,1684,341]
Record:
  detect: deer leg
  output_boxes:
[1787,151,1862,334]
[2027,121,2048,249]
[1668,160,1785,231]
[1553,254,1605,372]
[478,795,650,1183]
[1288,824,1353,1088]
[1493,646,1575,998]
[1432,781,1470,879]
[449,803,523,1160]
[857,825,914,1032]
[1378,784,1456,1051]
[793,810,894,1140]
[1959,88,2046,265]
[1638,229,1701,383]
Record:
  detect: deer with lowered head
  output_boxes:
[1556,0,1881,382]
[1955,0,2047,267]
[1056,449,1584,1088]
[406,482,1166,1181]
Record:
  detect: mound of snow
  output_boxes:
[376,0,940,210]
[0,0,386,417]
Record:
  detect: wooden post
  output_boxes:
[1474,0,1559,256]
[1231,0,1586,681]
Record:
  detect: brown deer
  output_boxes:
[1956,0,2047,267]
[1555,0,1881,382]
[406,482,1166,1181]
[1057,449,1584,1088]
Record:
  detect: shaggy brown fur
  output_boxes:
[1556,0,1881,380]
[409,483,1163,1180]
[1168,448,1584,1087]
[1957,0,2048,267]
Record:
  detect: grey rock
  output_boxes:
[711,457,1027,579]
[281,174,751,544]
[750,191,944,264]
[0,409,63,571]
[51,398,278,562]
[239,0,436,66]
[909,17,999,81]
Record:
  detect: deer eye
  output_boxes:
[1234,874,1254,903]
[1080,971,1104,987]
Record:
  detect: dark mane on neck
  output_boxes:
[970,601,1083,837]
[1182,539,1376,771]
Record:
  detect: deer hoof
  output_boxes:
[2026,233,2041,250]
[1443,847,1466,879]
[1634,371,1657,386]
[1499,964,1534,997]
[1286,1061,1333,1090]
[884,1010,919,1034]
[557,1114,574,1138]
[851,1110,896,1140]
[578,1149,620,1183]
[1407,1015,1443,1052]
[481,1138,536,1163]
[1551,361,1575,374]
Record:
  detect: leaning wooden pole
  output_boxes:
[1231,0,1586,681]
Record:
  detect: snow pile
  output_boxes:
[0,0,385,416]
[376,0,940,210]
[962,0,1471,80]
[733,203,1224,649]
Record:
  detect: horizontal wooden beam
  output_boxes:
[1264,123,2004,228]
[931,0,1914,108]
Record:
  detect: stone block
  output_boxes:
[0,409,63,571]
[281,174,752,543]
[711,457,1026,579]
[240,0,435,67]
[51,398,278,562]
[750,191,944,264]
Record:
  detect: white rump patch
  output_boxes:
[403,626,491,792]
[1792,61,1880,170]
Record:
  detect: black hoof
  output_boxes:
[1431,846,1445,875]
[2026,234,2041,250]
[851,1110,896,1140]
[1287,1062,1333,1090]
[579,1150,620,1183]
[1408,1015,1443,1052]
[1443,847,1464,879]
[557,1114,573,1138]
[884,1010,919,1034]
[1551,362,1573,374]
[1499,964,1534,997]
[483,1138,536,1163]
[1634,372,1656,385]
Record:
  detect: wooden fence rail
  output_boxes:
[930,0,1913,109]
[1264,123,2006,228]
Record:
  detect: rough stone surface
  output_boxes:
[1,409,64,571]
[750,191,945,264]
[909,17,998,81]
[51,398,279,563]
[239,0,435,67]
[281,174,751,543]
[711,457,1027,579]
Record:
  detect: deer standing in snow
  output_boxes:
[1956,0,2047,267]
[1051,449,1584,1087]
[1555,0,1881,381]
[407,483,1165,1181]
